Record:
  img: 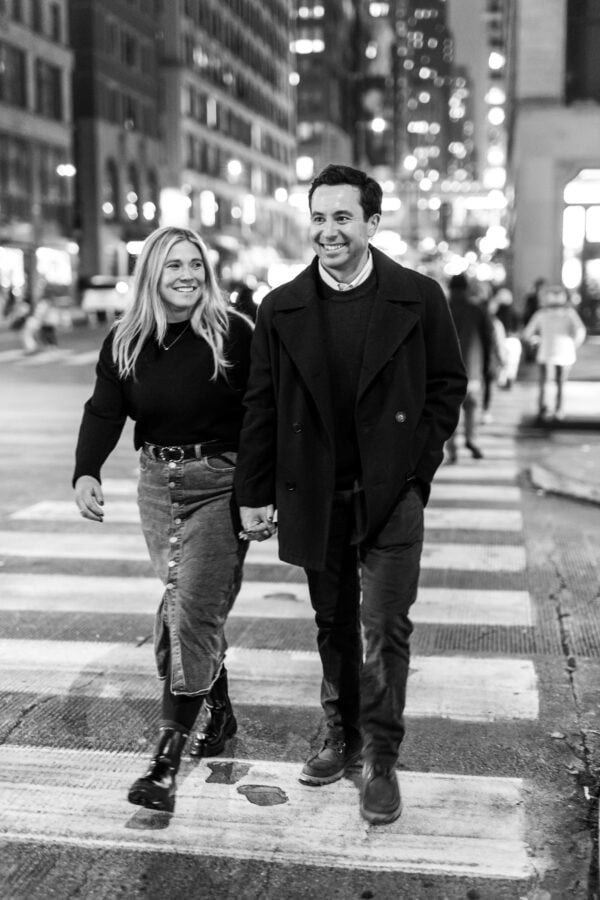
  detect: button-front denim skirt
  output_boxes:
[137,449,247,696]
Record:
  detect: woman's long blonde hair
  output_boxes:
[112,226,235,379]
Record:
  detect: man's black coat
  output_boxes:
[235,246,467,571]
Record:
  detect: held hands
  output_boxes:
[74,475,105,522]
[239,505,277,542]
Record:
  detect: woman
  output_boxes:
[522,284,586,420]
[73,226,254,813]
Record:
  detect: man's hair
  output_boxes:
[308,164,382,220]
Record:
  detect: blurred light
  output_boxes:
[418,91,431,103]
[125,202,138,220]
[160,187,191,226]
[369,2,390,15]
[142,201,156,221]
[115,280,130,294]
[485,87,506,105]
[296,156,314,181]
[126,191,138,203]
[291,38,325,53]
[126,241,144,255]
[289,71,300,86]
[562,257,582,289]
[200,190,216,227]
[381,180,395,192]
[56,163,76,177]
[476,263,494,281]
[419,237,436,253]
[382,196,401,211]
[371,230,407,258]
[487,146,505,166]
[267,262,306,288]
[365,43,378,60]
[419,67,432,79]
[227,159,243,179]
[242,194,256,225]
[371,116,386,133]
[428,197,441,210]
[488,107,505,126]
[488,51,505,70]
[483,166,506,189]
[419,177,432,191]
[102,201,114,216]
[274,187,289,202]
[231,206,242,220]
[586,206,600,242]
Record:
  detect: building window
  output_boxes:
[35,59,63,119]
[562,169,600,333]
[31,0,43,33]
[0,42,27,108]
[49,3,62,42]
[566,0,600,103]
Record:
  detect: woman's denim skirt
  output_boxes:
[137,449,247,696]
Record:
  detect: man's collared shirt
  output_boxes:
[318,251,373,292]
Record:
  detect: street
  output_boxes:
[0,327,600,899]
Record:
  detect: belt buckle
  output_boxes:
[159,445,185,462]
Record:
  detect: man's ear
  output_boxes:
[367,214,381,236]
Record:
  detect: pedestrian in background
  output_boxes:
[445,272,494,461]
[231,283,258,322]
[522,277,547,361]
[73,225,254,813]
[521,283,586,420]
[493,287,522,389]
[235,163,466,825]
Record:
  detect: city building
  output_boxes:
[69,0,162,282]
[161,0,299,285]
[504,0,600,330]
[0,0,75,316]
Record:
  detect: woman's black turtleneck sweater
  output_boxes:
[73,314,253,485]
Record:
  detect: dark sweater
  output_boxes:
[73,313,253,484]
[317,270,377,489]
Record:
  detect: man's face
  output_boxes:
[309,184,380,282]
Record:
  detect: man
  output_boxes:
[445,273,494,461]
[235,164,466,825]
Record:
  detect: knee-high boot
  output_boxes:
[127,727,187,812]
[189,666,237,757]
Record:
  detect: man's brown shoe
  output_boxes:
[360,762,402,824]
[299,738,361,786]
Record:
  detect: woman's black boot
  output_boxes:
[127,727,187,813]
[189,667,237,757]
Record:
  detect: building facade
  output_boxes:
[69,0,163,282]
[507,0,600,330]
[0,0,75,316]
[160,0,299,283]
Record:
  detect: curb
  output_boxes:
[528,463,600,506]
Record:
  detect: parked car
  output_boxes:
[80,275,134,321]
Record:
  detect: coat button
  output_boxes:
[292,422,302,433]
[395,411,407,423]
[285,481,296,492]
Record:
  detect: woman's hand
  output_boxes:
[239,505,277,541]
[74,476,105,522]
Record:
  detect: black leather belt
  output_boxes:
[143,441,237,462]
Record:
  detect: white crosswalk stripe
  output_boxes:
[0,746,535,879]
[0,429,544,886]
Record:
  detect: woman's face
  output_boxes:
[158,239,206,321]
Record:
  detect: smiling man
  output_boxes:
[235,164,467,825]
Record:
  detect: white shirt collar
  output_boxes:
[318,250,373,292]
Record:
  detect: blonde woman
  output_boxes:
[73,226,254,813]
[522,284,586,420]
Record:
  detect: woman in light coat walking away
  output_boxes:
[522,284,586,420]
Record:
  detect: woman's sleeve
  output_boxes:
[72,334,129,485]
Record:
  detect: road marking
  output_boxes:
[17,349,73,366]
[0,641,538,720]
[0,530,526,572]
[435,463,518,481]
[64,351,102,365]
[0,574,532,626]
[0,349,27,362]
[10,502,524,533]
[0,747,535,880]
[431,484,521,502]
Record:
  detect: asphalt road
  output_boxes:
[0,328,599,899]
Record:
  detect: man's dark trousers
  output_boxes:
[305,482,424,766]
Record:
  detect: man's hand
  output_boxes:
[239,505,277,542]
[74,476,105,522]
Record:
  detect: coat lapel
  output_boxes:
[272,262,334,439]
[357,248,421,401]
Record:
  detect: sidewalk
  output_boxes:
[518,337,600,506]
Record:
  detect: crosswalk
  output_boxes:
[0,348,100,367]
[0,412,544,890]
